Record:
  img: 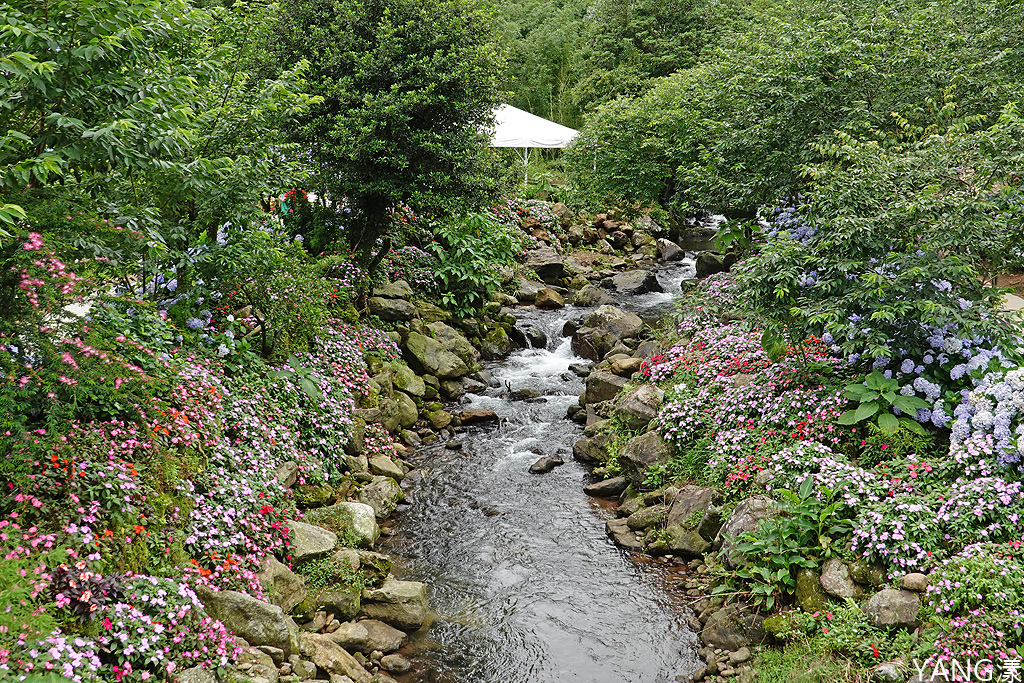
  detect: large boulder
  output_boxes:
[300,633,372,683]
[325,620,369,652]
[572,433,614,466]
[626,503,669,531]
[378,392,418,433]
[359,619,408,654]
[820,559,863,599]
[695,252,725,278]
[360,578,430,631]
[197,587,301,657]
[572,284,613,307]
[303,502,380,549]
[372,281,413,300]
[615,384,664,431]
[656,238,684,262]
[584,371,628,405]
[584,476,628,498]
[701,603,766,650]
[534,288,565,309]
[609,270,663,295]
[571,305,643,360]
[618,431,673,486]
[525,245,565,284]
[427,322,479,365]
[391,364,425,398]
[303,586,362,622]
[714,496,778,569]
[288,522,338,565]
[515,278,546,304]
[256,556,307,613]
[368,456,404,481]
[479,326,517,360]
[403,331,468,379]
[357,477,404,519]
[664,486,717,557]
[864,589,921,629]
[368,297,417,322]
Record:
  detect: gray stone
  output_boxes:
[571,305,644,360]
[525,245,565,284]
[426,322,479,365]
[414,300,451,324]
[368,457,405,481]
[380,653,411,674]
[864,589,921,629]
[615,384,664,431]
[256,646,285,665]
[379,392,418,433]
[479,326,517,360]
[572,284,613,307]
[695,252,725,278]
[656,238,684,261]
[177,666,218,683]
[325,621,369,652]
[289,657,317,680]
[900,573,929,592]
[728,647,751,665]
[584,476,628,498]
[368,297,416,322]
[372,281,413,300]
[572,433,613,465]
[275,461,300,489]
[795,568,828,612]
[305,586,361,622]
[535,288,565,309]
[664,486,717,556]
[357,477,404,519]
[529,455,565,474]
[359,619,408,654]
[820,558,862,599]
[257,555,307,613]
[626,503,670,531]
[360,578,430,630]
[870,660,904,682]
[701,603,766,651]
[300,633,372,683]
[618,431,673,486]
[304,502,380,549]
[515,278,545,303]
[403,331,469,379]
[289,522,338,565]
[228,647,279,683]
[197,587,301,657]
[714,496,777,569]
[391,364,425,398]
[610,269,663,295]
[584,371,628,405]
[605,517,643,550]
[610,356,644,378]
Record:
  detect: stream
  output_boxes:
[381,259,702,683]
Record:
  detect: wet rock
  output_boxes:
[695,252,725,278]
[257,556,308,614]
[525,245,565,284]
[525,328,548,348]
[479,326,517,360]
[714,496,777,569]
[900,573,929,592]
[626,503,669,531]
[535,288,565,309]
[820,558,862,599]
[403,331,469,379]
[572,432,613,465]
[197,587,300,657]
[380,653,412,674]
[529,455,565,474]
[610,269,663,295]
[359,619,407,654]
[459,409,499,425]
[864,589,921,629]
[360,578,429,631]
[289,522,338,565]
[584,371,628,405]
[439,378,467,400]
[303,502,380,549]
[357,477,403,519]
[605,518,643,550]
[572,284,613,307]
[615,384,664,431]
[618,431,673,486]
[701,603,766,651]
[515,278,545,304]
[427,409,452,430]
[584,476,628,498]
[368,457,404,481]
[300,633,372,683]
[656,238,684,262]
[368,297,417,322]
[571,305,644,360]
[509,387,541,401]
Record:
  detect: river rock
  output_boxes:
[392,364,425,398]
[524,327,548,348]
[360,578,429,630]
[380,653,412,675]
[325,621,369,652]
[403,331,469,379]
[610,269,663,295]
[615,384,664,431]
[714,496,778,569]
[426,322,479,365]
[357,477,403,519]
[529,455,565,474]
[664,486,717,556]
[572,284,613,307]
[626,503,669,531]
[359,619,408,654]
[605,518,643,550]
[656,238,684,262]
[515,278,545,304]
[303,502,380,549]
[458,408,499,425]
[695,252,725,278]
[572,432,613,465]
[864,589,921,629]
[820,558,862,599]
[379,392,418,433]
[368,457,405,481]
[571,305,644,360]
[368,297,417,322]
[535,288,565,309]
[584,476,628,498]
[479,326,517,360]
[618,431,673,486]
[525,245,565,284]
[197,587,301,657]
[289,522,338,565]
[701,603,766,650]
[372,281,413,300]
[257,556,307,614]
[300,633,372,683]
[610,356,644,377]
[584,371,628,405]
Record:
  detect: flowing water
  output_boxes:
[382,259,701,683]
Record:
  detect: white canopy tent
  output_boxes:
[488,104,579,186]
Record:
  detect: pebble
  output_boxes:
[728,647,751,665]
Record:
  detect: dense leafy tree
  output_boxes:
[270,0,505,260]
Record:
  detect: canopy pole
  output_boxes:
[523,147,531,187]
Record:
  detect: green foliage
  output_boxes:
[0,541,65,655]
[270,0,505,258]
[755,637,863,683]
[297,554,368,592]
[426,212,524,317]
[728,479,853,609]
[817,600,917,665]
[837,372,930,436]
[268,355,325,401]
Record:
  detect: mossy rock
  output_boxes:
[848,559,886,587]
[794,568,828,612]
[294,484,335,509]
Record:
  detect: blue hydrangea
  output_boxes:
[900,359,915,374]
[186,317,205,330]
